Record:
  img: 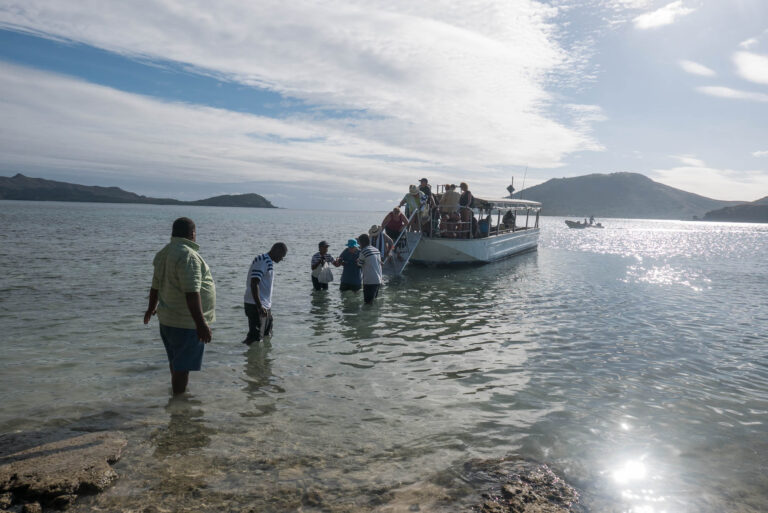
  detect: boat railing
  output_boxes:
[383,209,419,265]
[422,205,539,239]
[428,183,541,237]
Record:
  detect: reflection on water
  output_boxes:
[151,397,213,457]
[2,204,768,512]
[241,341,280,418]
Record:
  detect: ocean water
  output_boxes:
[1,200,767,512]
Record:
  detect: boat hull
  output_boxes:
[410,229,539,265]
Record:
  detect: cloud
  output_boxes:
[739,29,768,50]
[649,163,768,202]
[733,51,768,85]
[609,0,653,8]
[0,62,430,198]
[753,150,768,158]
[0,0,602,177]
[679,60,715,77]
[739,38,759,50]
[696,86,768,103]
[633,1,695,30]
[1,59,602,209]
[673,155,706,167]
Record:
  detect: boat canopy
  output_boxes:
[473,197,542,210]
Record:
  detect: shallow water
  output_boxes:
[1,201,767,512]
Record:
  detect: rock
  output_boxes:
[0,493,12,508]
[51,494,76,509]
[0,431,127,509]
[301,489,323,507]
[22,502,42,513]
[462,457,582,513]
[373,456,582,513]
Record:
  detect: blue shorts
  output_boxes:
[160,324,205,372]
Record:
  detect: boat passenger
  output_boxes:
[369,225,393,260]
[502,210,515,230]
[459,182,474,224]
[382,207,409,245]
[419,178,438,235]
[399,185,427,232]
[334,239,362,293]
[440,184,460,215]
[419,178,436,206]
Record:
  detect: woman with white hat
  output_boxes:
[368,225,393,260]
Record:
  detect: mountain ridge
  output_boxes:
[511,172,743,219]
[0,174,277,208]
[702,195,768,223]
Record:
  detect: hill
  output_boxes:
[703,196,768,223]
[190,193,275,208]
[0,174,276,208]
[511,172,742,219]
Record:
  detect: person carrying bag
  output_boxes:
[311,240,334,291]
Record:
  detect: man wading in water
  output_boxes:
[144,217,216,395]
[242,242,288,345]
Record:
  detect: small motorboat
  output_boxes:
[565,220,603,229]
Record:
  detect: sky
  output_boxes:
[0,0,766,209]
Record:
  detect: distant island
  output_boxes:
[0,174,277,208]
[511,172,745,220]
[702,196,768,223]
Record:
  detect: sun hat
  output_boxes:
[318,240,329,247]
[346,239,359,248]
[369,225,381,236]
[409,184,419,194]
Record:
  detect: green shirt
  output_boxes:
[152,237,216,329]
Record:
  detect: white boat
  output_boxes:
[411,197,541,264]
[383,186,541,273]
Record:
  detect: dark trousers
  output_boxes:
[363,284,380,304]
[312,276,328,290]
[386,228,403,247]
[244,303,273,342]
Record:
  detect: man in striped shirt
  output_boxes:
[357,234,382,305]
[310,240,334,290]
[242,242,288,345]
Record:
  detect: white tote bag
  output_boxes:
[317,262,334,283]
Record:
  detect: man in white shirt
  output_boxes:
[242,242,287,345]
[357,234,382,305]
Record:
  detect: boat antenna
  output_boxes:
[520,167,527,200]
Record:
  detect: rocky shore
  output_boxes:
[464,457,582,513]
[373,456,584,513]
[0,432,126,512]
[1,426,583,513]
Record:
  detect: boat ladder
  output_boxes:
[382,212,422,276]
